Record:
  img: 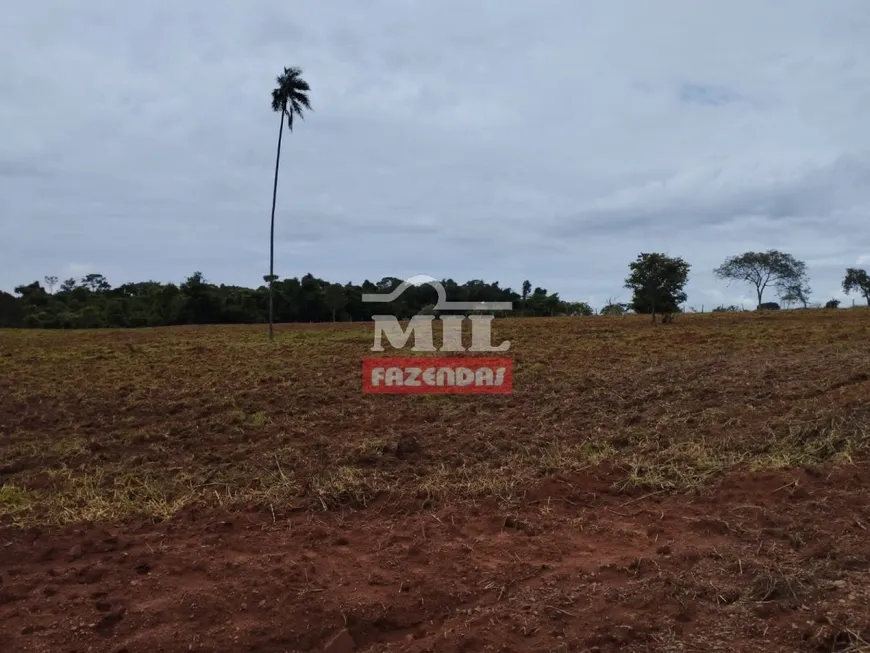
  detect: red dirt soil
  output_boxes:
[2,462,869,653]
[3,315,870,651]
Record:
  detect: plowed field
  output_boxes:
[2,310,869,652]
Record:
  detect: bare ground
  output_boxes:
[1,310,869,651]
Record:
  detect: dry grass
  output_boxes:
[1,309,869,525]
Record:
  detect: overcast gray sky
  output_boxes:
[2,1,869,309]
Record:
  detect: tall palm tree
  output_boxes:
[268,66,311,340]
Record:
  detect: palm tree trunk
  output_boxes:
[268,109,286,341]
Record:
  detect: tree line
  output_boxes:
[2,250,868,329]
[0,272,594,329]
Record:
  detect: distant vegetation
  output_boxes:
[0,273,593,329]
[1,249,867,329]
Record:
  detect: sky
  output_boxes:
[2,1,870,310]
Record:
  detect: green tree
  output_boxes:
[842,268,870,305]
[179,271,220,324]
[564,301,593,316]
[624,253,690,322]
[14,281,46,300]
[0,291,23,327]
[713,250,807,308]
[324,284,347,322]
[521,280,531,300]
[520,280,531,316]
[779,278,811,308]
[599,297,627,316]
[524,287,550,316]
[44,276,58,294]
[267,66,312,341]
[81,273,110,292]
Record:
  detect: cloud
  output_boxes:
[547,153,870,237]
[678,83,743,107]
[1,0,870,309]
